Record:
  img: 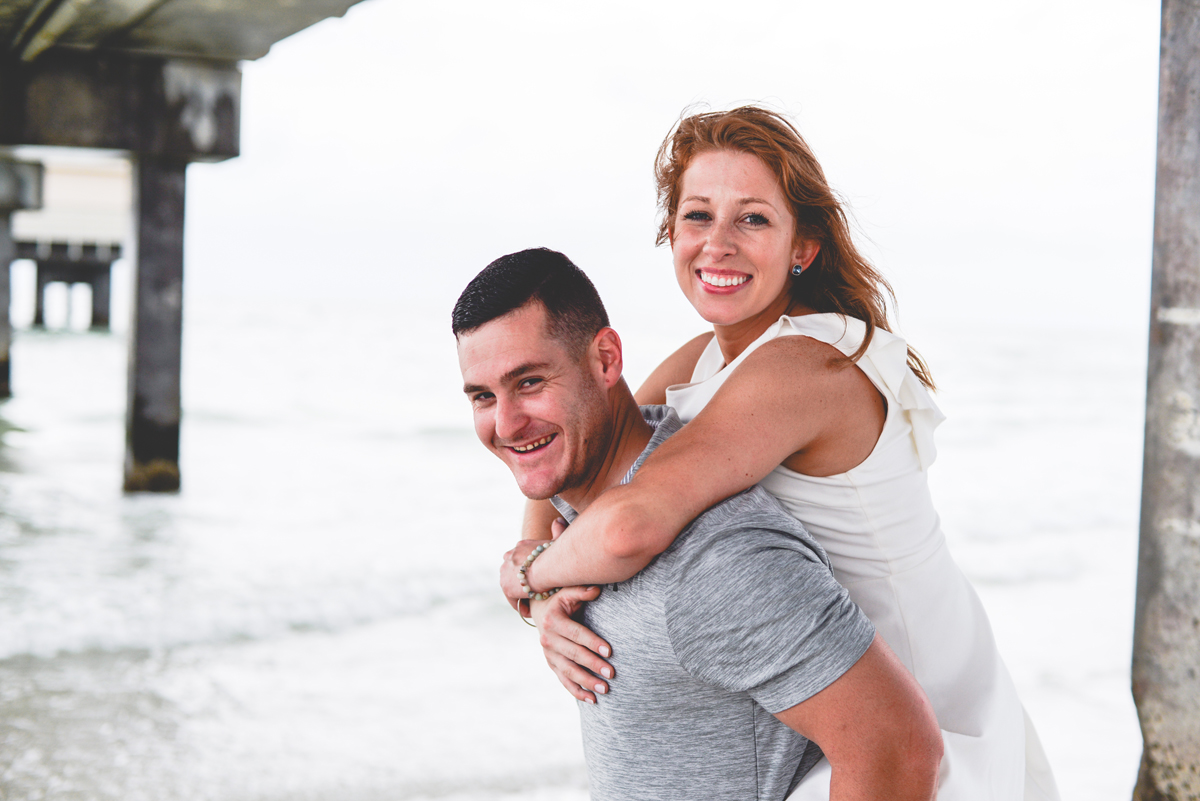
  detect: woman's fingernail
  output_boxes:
[600,645,611,658]
[585,696,595,705]
[600,667,612,679]
[594,684,607,694]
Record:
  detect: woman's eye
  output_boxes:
[743,213,769,226]
[681,210,711,223]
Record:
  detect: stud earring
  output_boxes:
[791,264,804,276]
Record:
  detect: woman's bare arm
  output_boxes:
[507,334,886,596]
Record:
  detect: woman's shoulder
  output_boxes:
[634,331,715,405]
[773,312,870,355]
[736,332,854,390]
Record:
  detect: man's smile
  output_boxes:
[508,433,557,453]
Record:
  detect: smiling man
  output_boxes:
[453,248,941,800]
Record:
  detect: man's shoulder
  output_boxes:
[658,484,875,711]
[675,486,827,564]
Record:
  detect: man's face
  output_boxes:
[457,302,612,500]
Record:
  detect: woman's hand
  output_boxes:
[500,517,568,604]
[530,585,614,704]
[500,539,542,602]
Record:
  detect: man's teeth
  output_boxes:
[700,272,748,287]
[512,435,553,453]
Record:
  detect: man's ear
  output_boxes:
[592,328,624,389]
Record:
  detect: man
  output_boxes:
[453,248,941,800]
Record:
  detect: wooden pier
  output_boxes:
[21,241,121,330]
[0,0,365,491]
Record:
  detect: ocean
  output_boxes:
[0,252,1146,799]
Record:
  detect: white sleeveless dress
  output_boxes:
[665,313,1059,800]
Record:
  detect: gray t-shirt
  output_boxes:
[551,406,875,801]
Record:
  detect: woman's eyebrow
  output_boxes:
[680,195,776,206]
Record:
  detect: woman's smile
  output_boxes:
[698,270,750,289]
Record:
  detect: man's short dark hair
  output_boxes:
[451,248,610,358]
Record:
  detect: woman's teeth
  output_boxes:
[700,272,748,288]
[512,435,554,453]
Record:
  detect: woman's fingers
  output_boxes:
[543,586,613,659]
[539,623,614,681]
[542,630,609,702]
[549,656,597,705]
[529,586,615,702]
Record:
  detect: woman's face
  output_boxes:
[671,149,816,328]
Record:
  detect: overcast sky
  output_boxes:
[183,0,1162,352]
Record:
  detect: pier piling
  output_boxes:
[123,156,186,493]
[0,216,11,398]
[1132,1,1200,798]
[0,157,43,399]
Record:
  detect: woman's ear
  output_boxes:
[792,238,821,272]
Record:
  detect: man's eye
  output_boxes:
[519,378,543,390]
[470,392,494,404]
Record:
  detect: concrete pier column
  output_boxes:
[0,158,42,399]
[0,216,11,397]
[90,263,111,330]
[1132,1,1200,798]
[124,155,186,492]
[32,263,48,328]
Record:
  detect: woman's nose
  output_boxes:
[702,220,736,258]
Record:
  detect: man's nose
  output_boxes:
[493,396,529,441]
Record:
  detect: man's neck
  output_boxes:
[557,381,654,513]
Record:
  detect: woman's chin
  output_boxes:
[689,296,772,328]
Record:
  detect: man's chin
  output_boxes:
[514,476,566,502]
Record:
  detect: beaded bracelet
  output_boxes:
[518,541,561,601]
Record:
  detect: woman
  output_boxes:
[503,106,1059,799]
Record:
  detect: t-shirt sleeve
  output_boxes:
[663,503,876,714]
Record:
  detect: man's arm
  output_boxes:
[775,633,942,801]
[520,498,559,541]
[662,505,941,801]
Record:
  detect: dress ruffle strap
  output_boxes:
[777,315,946,471]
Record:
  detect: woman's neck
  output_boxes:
[712,295,817,365]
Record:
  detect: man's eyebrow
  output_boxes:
[462,361,553,395]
